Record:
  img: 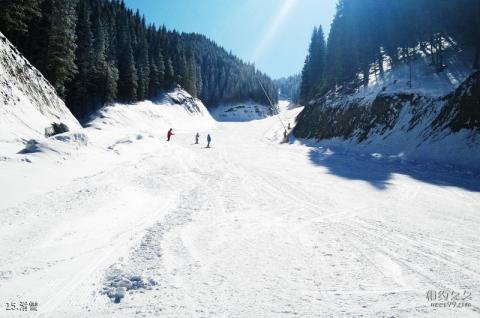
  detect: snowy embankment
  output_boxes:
[210,101,275,122]
[85,88,215,150]
[0,32,81,154]
[294,52,480,171]
[0,86,214,208]
[0,86,215,316]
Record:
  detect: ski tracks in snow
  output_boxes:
[89,119,480,317]
[2,107,480,317]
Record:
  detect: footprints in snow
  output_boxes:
[101,187,203,303]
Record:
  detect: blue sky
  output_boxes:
[123,0,337,79]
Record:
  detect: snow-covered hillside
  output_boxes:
[0,32,80,152]
[210,101,276,122]
[86,88,215,145]
[1,86,214,208]
[294,53,480,170]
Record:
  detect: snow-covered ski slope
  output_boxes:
[1,99,479,317]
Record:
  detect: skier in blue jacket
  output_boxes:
[206,134,211,148]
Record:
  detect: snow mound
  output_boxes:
[18,132,89,157]
[101,264,158,303]
[87,88,214,139]
[0,32,80,148]
[211,101,276,122]
[161,86,203,113]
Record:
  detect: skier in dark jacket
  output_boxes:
[167,128,174,141]
[195,132,200,144]
[206,134,211,148]
[283,130,288,143]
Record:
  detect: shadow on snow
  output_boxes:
[307,147,480,192]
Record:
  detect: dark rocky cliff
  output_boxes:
[294,72,480,143]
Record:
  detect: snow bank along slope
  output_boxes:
[7,87,215,158]
[0,32,80,149]
[294,53,480,170]
[0,86,214,208]
[86,88,215,144]
[210,101,276,122]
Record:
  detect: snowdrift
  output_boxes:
[294,53,480,170]
[87,88,215,139]
[0,32,80,151]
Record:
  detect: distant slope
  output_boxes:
[294,53,480,169]
[0,32,80,147]
[274,74,300,103]
[210,102,276,122]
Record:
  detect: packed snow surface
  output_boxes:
[0,99,479,317]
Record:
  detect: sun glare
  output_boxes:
[251,0,299,62]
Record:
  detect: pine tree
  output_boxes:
[0,0,42,43]
[185,49,197,97]
[103,1,119,103]
[174,50,185,87]
[117,12,138,102]
[44,0,78,98]
[90,3,109,106]
[156,51,165,89]
[68,0,93,117]
[134,15,149,101]
[164,57,174,88]
[195,65,203,98]
[118,41,138,102]
[310,26,326,87]
[300,26,326,103]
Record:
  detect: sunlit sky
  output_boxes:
[123,0,337,79]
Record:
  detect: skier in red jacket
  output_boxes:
[167,128,174,141]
